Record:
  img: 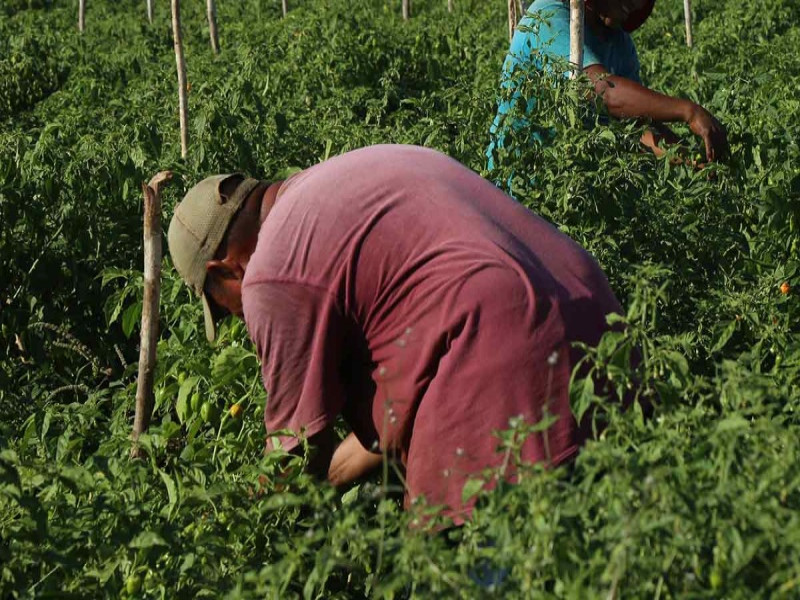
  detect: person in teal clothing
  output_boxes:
[487,0,729,172]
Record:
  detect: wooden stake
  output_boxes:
[78,0,85,32]
[447,0,453,13]
[569,0,584,77]
[207,0,220,53]
[402,0,410,20]
[516,0,524,19]
[683,0,693,47]
[131,171,172,460]
[507,0,517,41]
[147,0,153,23]
[282,0,288,18]
[171,0,188,158]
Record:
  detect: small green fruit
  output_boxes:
[200,401,219,424]
[125,574,142,594]
[709,569,722,590]
[190,392,202,413]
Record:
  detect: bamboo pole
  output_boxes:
[507,0,517,41]
[147,0,153,23]
[448,0,453,13]
[131,171,172,460]
[78,0,85,32]
[207,0,219,53]
[171,0,188,158]
[569,0,584,77]
[282,0,288,17]
[683,0,693,47]
[402,0,410,20]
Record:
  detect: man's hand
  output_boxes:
[328,432,383,489]
[686,104,729,163]
[639,125,680,158]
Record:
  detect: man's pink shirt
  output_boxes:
[242,145,622,522]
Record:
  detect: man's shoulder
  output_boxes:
[276,145,453,197]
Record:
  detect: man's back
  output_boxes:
[243,145,620,520]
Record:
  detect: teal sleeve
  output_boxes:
[511,2,602,73]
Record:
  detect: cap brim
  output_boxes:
[202,292,218,343]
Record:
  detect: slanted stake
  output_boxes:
[147,0,153,23]
[569,0,584,77]
[78,0,85,32]
[683,0,693,47]
[508,0,517,42]
[282,0,288,18]
[402,0,410,20]
[131,171,172,459]
[207,0,220,53]
[172,0,188,158]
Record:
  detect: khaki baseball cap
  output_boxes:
[168,174,260,342]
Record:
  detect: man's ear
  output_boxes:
[206,258,245,282]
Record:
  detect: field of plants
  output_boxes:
[1,0,799,597]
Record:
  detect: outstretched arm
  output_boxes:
[584,64,729,162]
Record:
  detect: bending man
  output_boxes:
[168,145,625,523]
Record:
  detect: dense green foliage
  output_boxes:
[1,0,799,597]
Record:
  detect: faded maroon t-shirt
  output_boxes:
[242,145,622,522]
